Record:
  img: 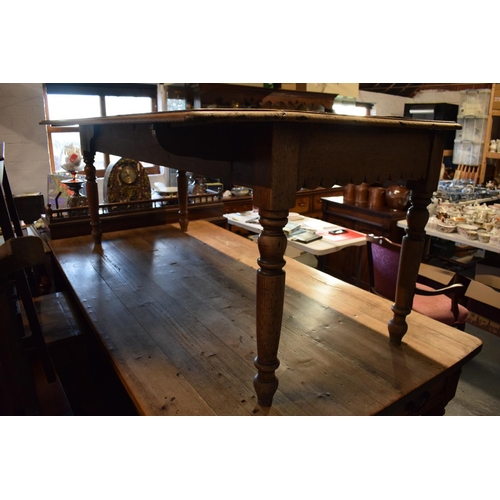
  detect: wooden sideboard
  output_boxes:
[44,187,342,240]
[321,196,407,289]
[222,186,344,217]
[175,83,340,112]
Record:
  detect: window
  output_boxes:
[43,83,160,177]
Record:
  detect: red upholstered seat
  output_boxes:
[366,234,468,329]
[413,284,469,326]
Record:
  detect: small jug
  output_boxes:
[368,187,386,208]
[354,182,370,204]
[343,183,356,202]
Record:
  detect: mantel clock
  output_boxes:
[103,158,151,203]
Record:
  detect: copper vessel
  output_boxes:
[343,183,356,202]
[354,182,370,204]
[385,185,410,210]
[368,187,386,208]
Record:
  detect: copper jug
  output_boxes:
[354,182,370,204]
[343,183,356,202]
[385,185,410,210]
[368,187,386,208]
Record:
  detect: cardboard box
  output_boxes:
[493,84,500,110]
[418,262,456,286]
[280,84,300,91]
[294,83,359,97]
[475,263,500,291]
[413,262,500,335]
[465,279,500,336]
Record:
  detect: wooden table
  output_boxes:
[223,212,366,256]
[46,221,482,416]
[42,109,463,407]
[397,219,500,254]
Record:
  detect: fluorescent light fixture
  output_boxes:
[332,103,368,116]
[409,109,434,114]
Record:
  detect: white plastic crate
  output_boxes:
[452,139,483,166]
[455,115,488,142]
[458,89,491,117]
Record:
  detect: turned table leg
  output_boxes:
[83,151,102,247]
[388,190,432,345]
[253,208,288,406]
[177,170,188,232]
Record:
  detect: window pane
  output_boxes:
[167,98,186,111]
[46,91,155,175]
[105,96,152,116]
[109,154,154,169]
[46,94,101,120]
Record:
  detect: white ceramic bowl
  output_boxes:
[465,230,477,240]
[436,222,456,233]
[231,187,251,197]
[457,224,479,237]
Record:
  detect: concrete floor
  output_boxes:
[445,323,500,416]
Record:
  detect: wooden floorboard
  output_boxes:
[47,222,483,416]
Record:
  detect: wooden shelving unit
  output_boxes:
[480,84,500,184]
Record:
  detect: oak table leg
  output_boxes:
[388,190,432,345]
[177,169,188,232]
[253,208,289,406]
[83,151,102,247]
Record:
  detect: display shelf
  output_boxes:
[480,84,500,184]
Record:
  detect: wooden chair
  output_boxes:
[365,234,468,330]
[0,143,56,414]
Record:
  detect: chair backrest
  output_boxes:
[365,234,402,301]
[0,142,23,239]
[0,142,56,392]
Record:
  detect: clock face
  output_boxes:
[120,165,138,184]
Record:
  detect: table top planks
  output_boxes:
[47,221,482,416]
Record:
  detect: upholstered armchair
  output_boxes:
[365,234,469,330]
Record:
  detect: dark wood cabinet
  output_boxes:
[286,187,345,218]
[176,83,339,112]
[223,186,343,218]
[321,196,407,289]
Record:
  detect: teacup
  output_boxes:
[457,224,479,237]
[465,230,477,240]
[478,232,490,243]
